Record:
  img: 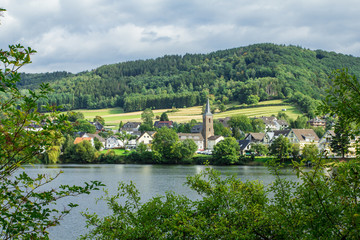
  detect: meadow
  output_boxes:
[78,100,302,128]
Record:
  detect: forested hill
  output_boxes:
[19,43,360,113]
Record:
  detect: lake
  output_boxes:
[22,164,298,239]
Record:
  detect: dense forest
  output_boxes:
[17,43,360,114]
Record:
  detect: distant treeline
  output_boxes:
[18,43,360,116]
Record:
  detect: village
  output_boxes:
[56,99,353,160]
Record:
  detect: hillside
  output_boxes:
[78,100,302,128]
[19,43,360,115]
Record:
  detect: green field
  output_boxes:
[78,100,302,128]
[99,149,128,155]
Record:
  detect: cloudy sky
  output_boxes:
[1,0,359,73]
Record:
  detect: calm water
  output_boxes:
[21,164,298,239]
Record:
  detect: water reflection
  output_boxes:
[20,164,298,240]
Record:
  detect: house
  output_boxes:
[85,133,106,150]
[263,130,291,145]
[307,117,326,128]
[120,122,141,134]
[245,132,265,144]
[154,121,173,128]
[287,129,320,148]
[137,132,154,146]
[207,135,225,151]
[191,124,203,133]
[125,139,137,150]
[217,117,231,128]
[318,130,335,155]
[238,139,251,155]
[178,133,204,151]
[105,136,124,149]
[256,116,289,130]
[24,123,43,132]
[91,121,104,131]
[74,137,94,147]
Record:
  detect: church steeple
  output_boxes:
[204,98,212,116]
[202,98,214,149]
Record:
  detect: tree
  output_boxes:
[213,119,231,137]
[228,115,253,135]
[141,108,154,125]
[67,111,85,122]
[290,116,308,129]
[94,137,103,151]
[0,39,102,238]
[246,94,260,105]
[94,115,105,125]
[251,143,269,156]
[218,103,226,112]
[172,139,198,163]
[302,144,318,160]
[321,68,360,125]
[160,112,169,121]
[82,158,360,239]
[290,143,301,161]
[330,119,353,158]
[269,135,291,161]
[212,137,240,165]
[118,121,124,130]
[73,119,96,133]
[251,118,265,133]
[151,127,179,163]
[138,123,154,132]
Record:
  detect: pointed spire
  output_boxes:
[204,98,212,116]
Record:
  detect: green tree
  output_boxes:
[269,135,291,161]
[251,143,269,156]
[94,137,103,151]
[218,103,226,112]
[67,111,85,122]
[0,38,102,238]
[71,140,96,163]
[330,119,353,158]
[82,158,360,240]
[212,137,240,165]
[171,139,198,164]
[321,68,360,125]
[160,112,169,121]
[251,118,265,133]
[151,127,179,163]
[94,115,105,125]
[246,94,260,105]
[213,119,231,137]
[228,115,253,135]
[290,115,308,129]
[73,119,96,133]
[302,144,319,160]
[139,123,154,132]
[118,120,124,130]
[141,108,154,125]
[290,143,301,160]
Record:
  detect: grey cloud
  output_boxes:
[1,0,360,73]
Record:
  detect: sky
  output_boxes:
[1,0,360,73]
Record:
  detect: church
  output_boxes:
[177,99,224,151]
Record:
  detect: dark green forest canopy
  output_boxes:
[18,43,360,112]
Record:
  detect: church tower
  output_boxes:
[202,98,214,149]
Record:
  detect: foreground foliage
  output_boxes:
[82,158,360,239]
[0,41,103,238]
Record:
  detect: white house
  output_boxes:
[207,135,225,151]
[105,136,124,149]
[178,133,204,151]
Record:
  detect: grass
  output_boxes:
[99,149,128,155]
[77,100,303,128]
